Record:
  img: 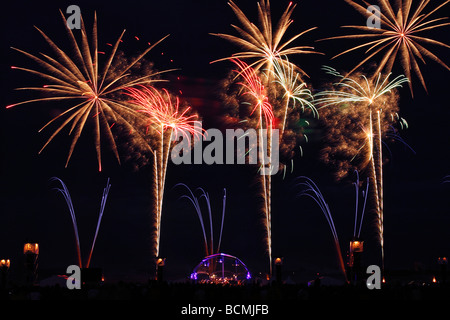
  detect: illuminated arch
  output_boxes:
[190,253,251,284]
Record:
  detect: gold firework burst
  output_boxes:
[8,11,171,171]
[320,0,450,94]
[210,0,321,78]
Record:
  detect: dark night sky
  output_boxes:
[0,0,449,283]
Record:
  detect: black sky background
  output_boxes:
[0,0,449,283]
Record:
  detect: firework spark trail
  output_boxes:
[315,68,408,268]
[296,176,348,282]
[262,140,272,276]
[86,177,112,268]
[125,86,202,258]
[7,11,171,171]
[51,177,82,267]
[319,0,450,94]
[384,124,416,157]
[375,109,385,268]
[175,184,227,256]
[353,171,370,239]
[176,184,211,256]
[51,177,111,268]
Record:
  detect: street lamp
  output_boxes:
[156,257,166,283]
[24,243,39,255]
[0,259,10,269]
[0,259,10,290]
[348,238,364,285]
[274,257,283,284]
[24,242,39,285]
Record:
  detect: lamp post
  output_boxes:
[156,257,166,283]
[0,259,10,290]
[274,257,283,284]
[24,242,39,286]
[348,238,364,285]
[438,257,448,284]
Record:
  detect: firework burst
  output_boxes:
[214,0,319,172]
[211,0,321,79]
[315,67,408,268]
[127,86,201,139]
[7,11,171,171]
[224,56,315,274]
[231,58,275,128]
[229,58,275,275]
[272,56,316,134]
[213,0,320,276]
[320,0,450,94]
[315,67,409,108]
[125,85,203,258]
